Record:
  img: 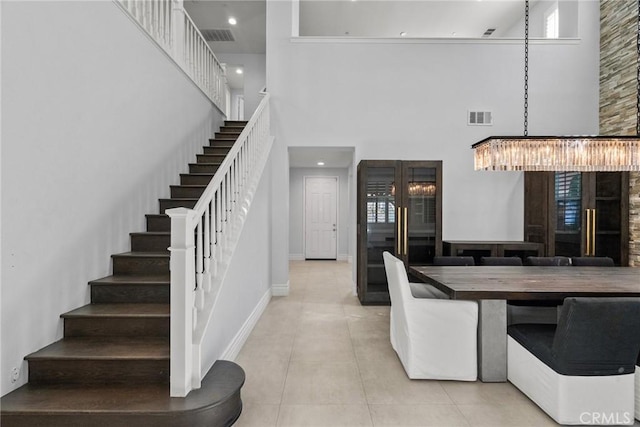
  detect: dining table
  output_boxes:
[408,265,640,382]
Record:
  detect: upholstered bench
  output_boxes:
[508,297,640,425]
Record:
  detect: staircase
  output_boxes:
[0,121,248,427]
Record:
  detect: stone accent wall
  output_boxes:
[632,176,640,266]
[600,0,640,266]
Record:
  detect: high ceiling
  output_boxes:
[184,1,267,55]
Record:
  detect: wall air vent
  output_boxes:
[468,111,493,126]
[482,28,496,37]
[201,29,235,42]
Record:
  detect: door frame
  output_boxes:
[303,175,339,260]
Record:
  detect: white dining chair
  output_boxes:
[382,252,478,381]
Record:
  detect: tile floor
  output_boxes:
[232,260,630,427]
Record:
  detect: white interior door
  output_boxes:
[305,177,337,259]
[237,96,245,121]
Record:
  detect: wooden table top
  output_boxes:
[409,266,640,300]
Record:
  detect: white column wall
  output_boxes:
[266,0,600,288]
[1,1,224,395]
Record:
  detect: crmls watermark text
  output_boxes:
[579,412,632,425]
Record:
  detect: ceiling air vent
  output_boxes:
[201,29,235,42]
[482,28,496,38]
[468,111,493,126]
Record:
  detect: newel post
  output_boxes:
[167,207,196,397]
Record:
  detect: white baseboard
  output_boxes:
[220,288,272,361]
[290,254,352,262]
[272,280,290,296]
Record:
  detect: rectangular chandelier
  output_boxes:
[472,136,640,171]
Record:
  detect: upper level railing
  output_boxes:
[115,0,229,114]
[167,93,272,397]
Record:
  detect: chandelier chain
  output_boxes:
[637,0,640,135]
[524,0,529,136]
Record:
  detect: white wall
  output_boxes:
[289,168,350,259]
[217,53,266,118]
[200,155,272,373]
[1,1,225,396]
[266,0,599,287]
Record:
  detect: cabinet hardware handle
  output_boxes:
[591,209,597,256]
[397,207,402,255]
[585,209,591,256]
[404,207,408,255]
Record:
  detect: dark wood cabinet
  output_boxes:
[443,240,544,264]
[524,171,629,265]
[357,160,442,305]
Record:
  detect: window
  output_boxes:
[545,4,559,39]
[555,172,580,231]
[367,198,395,223]
[366,180,395,224]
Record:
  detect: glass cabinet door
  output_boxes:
[553,171,628,265]
[592,172,626,265]
[359,164,399,299]
[401,162,442,265]
[553,171,583,257]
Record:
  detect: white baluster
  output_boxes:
[203,204,211,293]
[221,175,227,250]
[215,184,221,266]
[210,199,217,277]
[195,218,204,310]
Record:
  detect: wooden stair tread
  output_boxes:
[1,361,243,422]
[130,231,170,237]
[62,304,169,318]
[26,337,169,361]
[111,251,169,258]
[89,274,169,285]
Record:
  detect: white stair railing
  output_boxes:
[115,0,229,114]
[167,93,272,397]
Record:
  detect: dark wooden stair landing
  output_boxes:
[1,121,247,426]
[1,360,245,427]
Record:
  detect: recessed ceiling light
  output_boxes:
[236,68,243,74]
[451,32,457,36]
[317,161,325,166]
[400,32,407,37]
[228,17,237,25]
